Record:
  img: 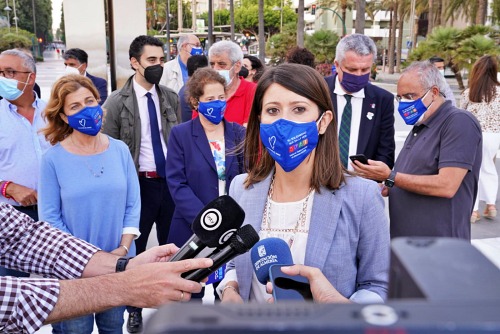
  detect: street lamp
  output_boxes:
[317,6,346,37]
[12,0,17,34]
[4,0,11,33]
[272,0,283,33]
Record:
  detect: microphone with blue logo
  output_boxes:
[251,238,313,302]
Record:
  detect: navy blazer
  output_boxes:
[325,75,395,169]
[87,73,108,105]
[165,117,246,246]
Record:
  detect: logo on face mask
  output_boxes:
[260,116,322,172]
[67,105,103,136]
[397,89,433,125]
[190,47,204,56]
[198,100,227,124]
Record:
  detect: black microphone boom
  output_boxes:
[183,225,260,281]
[169,195,245,262]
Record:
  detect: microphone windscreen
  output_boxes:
[251,238,293,285]
[191,195,245,248]
[232,225,260,254]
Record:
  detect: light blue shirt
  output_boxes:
[178,56,189,84]
[0,97,49,205]
[38,136,141,254]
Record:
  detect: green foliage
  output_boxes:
[147,0,193,31]
[199,9,231,28]
[305,30,339,63]
[0,32,32,52]
[15,0,52,42]
[234,1,296,37]
[266,23,297,65]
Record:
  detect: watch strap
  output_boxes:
[116,257,132,272]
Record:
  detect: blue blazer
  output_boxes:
[166,117,246,246]
[87,73,108,105]
[228,172,390,302]
[325,75,395,169]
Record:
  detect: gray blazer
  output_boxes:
[102,75,179,170]
[228,172,390,302]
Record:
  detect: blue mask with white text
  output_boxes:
[67,105,103,136]
[260,117,322,172]
[198,100,227,124]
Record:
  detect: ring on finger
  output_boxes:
[179,291,184,302]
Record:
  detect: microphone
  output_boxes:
[182,224,260,281]
[251,238,293,284]
[251,238,312,301]
[169,195,245,262]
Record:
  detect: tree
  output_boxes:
[200,9,230,28]
[266,23,296,64]
[297,0,304,47]
[0,28,33,52]
[147,0,192,32]
[408,25,500,90]
[355,1,366,34]
[304,29,339,63]
[15,0,52,42]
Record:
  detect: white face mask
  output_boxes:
[217,65,234,86]
[438,69,445,77]
[64,65,82,76]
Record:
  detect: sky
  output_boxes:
[52,0,63,34]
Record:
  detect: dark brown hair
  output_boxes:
[244,63,346,191]
[468,55,499,103]
[42,74,100,145]
[286,47,315,68]
[185,67,226,109]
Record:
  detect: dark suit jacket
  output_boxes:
[325,75,395,169]
[165,117,246,246]
[87,73,108,105]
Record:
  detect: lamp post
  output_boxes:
[12,0,17,34]
[4,0,11,33]
[317,6,346,37]
[272,3,283,33]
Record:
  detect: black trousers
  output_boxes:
[127,177,175,314]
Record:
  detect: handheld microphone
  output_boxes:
[169,195,245,262]
[251,238,293,284]
[251,238,312,301]
[182,224,260,281]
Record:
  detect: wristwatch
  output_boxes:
[115,257,132,272]
[384,170,397,188]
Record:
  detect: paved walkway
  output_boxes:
[34,52,499,333]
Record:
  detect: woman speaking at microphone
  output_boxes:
[219,64,390,304]
[38,74,140,333]
[165,67,246,300]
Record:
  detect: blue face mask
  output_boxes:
[67,105,103,136]
[260,115,323,172]
[0,74,30,101]
[397,89,433,125]
[198,100,227,124]
[190,47,204,56]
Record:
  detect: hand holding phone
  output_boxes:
[349,154,369,165]
[269,264,313,302]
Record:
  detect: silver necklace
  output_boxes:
[261,174,313,248]
[70,135,105,177]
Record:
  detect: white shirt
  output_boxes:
[132,77,168,172]
[334,75,365,171]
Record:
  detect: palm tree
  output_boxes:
[428,0,434,33]
[297,0,305,47]
[355,0,366,34]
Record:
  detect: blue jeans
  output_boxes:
[51,306,125,334]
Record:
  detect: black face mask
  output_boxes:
[142,64,163,85]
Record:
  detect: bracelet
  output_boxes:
[120,244,129,253]
[1,181,12,199]
[221,285,239,298]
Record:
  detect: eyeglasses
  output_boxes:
[0,69,31,79]
[186,43,202,48]
[395,88,431,103]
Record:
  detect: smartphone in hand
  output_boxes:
[269,264,313,302]
[349,154,369,165]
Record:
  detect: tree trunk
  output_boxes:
[476,0,487,24]
[396,2,404,73]
[412,16,418,50]
[427,0,433,35]
[341,5,347,32]
[230,0,234,40]
[259,0,265,61]
[297,0,304,47]
[451,63,464,90]
[435,0,442,26]
[388,3,397,74]
[355,0,365,34]
[191,0,197,31]
[178,0,183,31]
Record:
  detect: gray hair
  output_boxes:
[209,40,243,64]
[335,34,377,64]
[177,34,191,50]
[1,49,37,73]
[402,61,446,93]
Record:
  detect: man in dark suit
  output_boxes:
[324,34,395,169]
[63,48,108,105]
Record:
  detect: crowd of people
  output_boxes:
[0,32,497,334]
